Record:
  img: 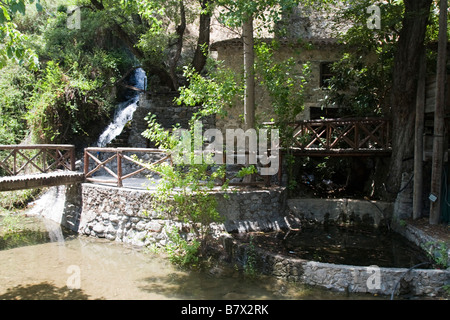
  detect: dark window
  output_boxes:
[320,62,334,87]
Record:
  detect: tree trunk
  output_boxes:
[191,0,212,74]
[169,1,187,90]
[429,0,448,225]
[413,48,426,220]
[386,0,432,202]
[242,15,256,183]
[242,15,255,131]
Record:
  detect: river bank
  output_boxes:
[0,213,380,300]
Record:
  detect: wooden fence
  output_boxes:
[0,144,76,175]
[287,117,391,156]
[84,147,171,187]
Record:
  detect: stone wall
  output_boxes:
[226,240,449,297]
[210,40,345,131]
[78,184,292,247]
[287,198,394,227]
[128,93,216,148]
[27,184,82,233]
[393,221,450,270]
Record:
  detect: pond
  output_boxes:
[236,223,433,268]
[0,214,382,300]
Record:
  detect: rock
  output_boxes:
[148,221,163,232]
[135,220,147,231]
[93,224,105,234]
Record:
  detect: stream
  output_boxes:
[96,67,147,148]
[0,214,382,300]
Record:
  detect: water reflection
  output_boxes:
[0,215,381,300]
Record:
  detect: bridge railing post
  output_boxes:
[117,150,123,187]
[70,146,76,171]
[84,149,89,177]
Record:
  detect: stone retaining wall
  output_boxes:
[393,222,450,270]
[78,184,292,247]
[287,198,393,227]
[225,238,450,297]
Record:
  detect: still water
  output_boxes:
[0,215,379,300]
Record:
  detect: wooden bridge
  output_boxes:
[0,118,392,192]
[282,117,392,157]
[0,145,84,192]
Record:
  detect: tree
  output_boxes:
[0,0,42,69]
[89,0,215,91]
[310,0,436,203]
[387,0,433,202]
[429,0,448,224]
[216,0,300,130]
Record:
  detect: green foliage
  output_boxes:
[0,64,35,144]
[217,0,300,32]
[142,114,228,267]
[255,40,308,139]
[255,40,309,189]
[423,241,450,269]
[316,0,443,116]
[164,225,201,268]
[20,3,133,144]
[323,53,391,116]
[176,62,242,121]
[243,235,258,277]
[0,0,41,69]
[236,165,257,178]
[318,1,402,115]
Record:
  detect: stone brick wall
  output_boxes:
[128,93,216,148]
[78,184,292,247]
[226,233,450,297]
[34,183,449,297]
[211,40,344,131]
[287,198,394,228]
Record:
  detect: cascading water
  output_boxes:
[96,68,147,147]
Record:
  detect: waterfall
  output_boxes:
[96,68,147,148]
[26,186,69,245]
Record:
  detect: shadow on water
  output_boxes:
[0,282,94,300]
[239,223,434,268]
[137,263,380,300]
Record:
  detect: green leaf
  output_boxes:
[0,6,10,23]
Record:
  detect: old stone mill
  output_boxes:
[0,67,449,299]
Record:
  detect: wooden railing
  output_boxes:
[287,117,391,155]
[84,147,171,187]
[0,144,76,176]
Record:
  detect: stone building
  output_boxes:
[209,6,347,131]
[210,38,344,130]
